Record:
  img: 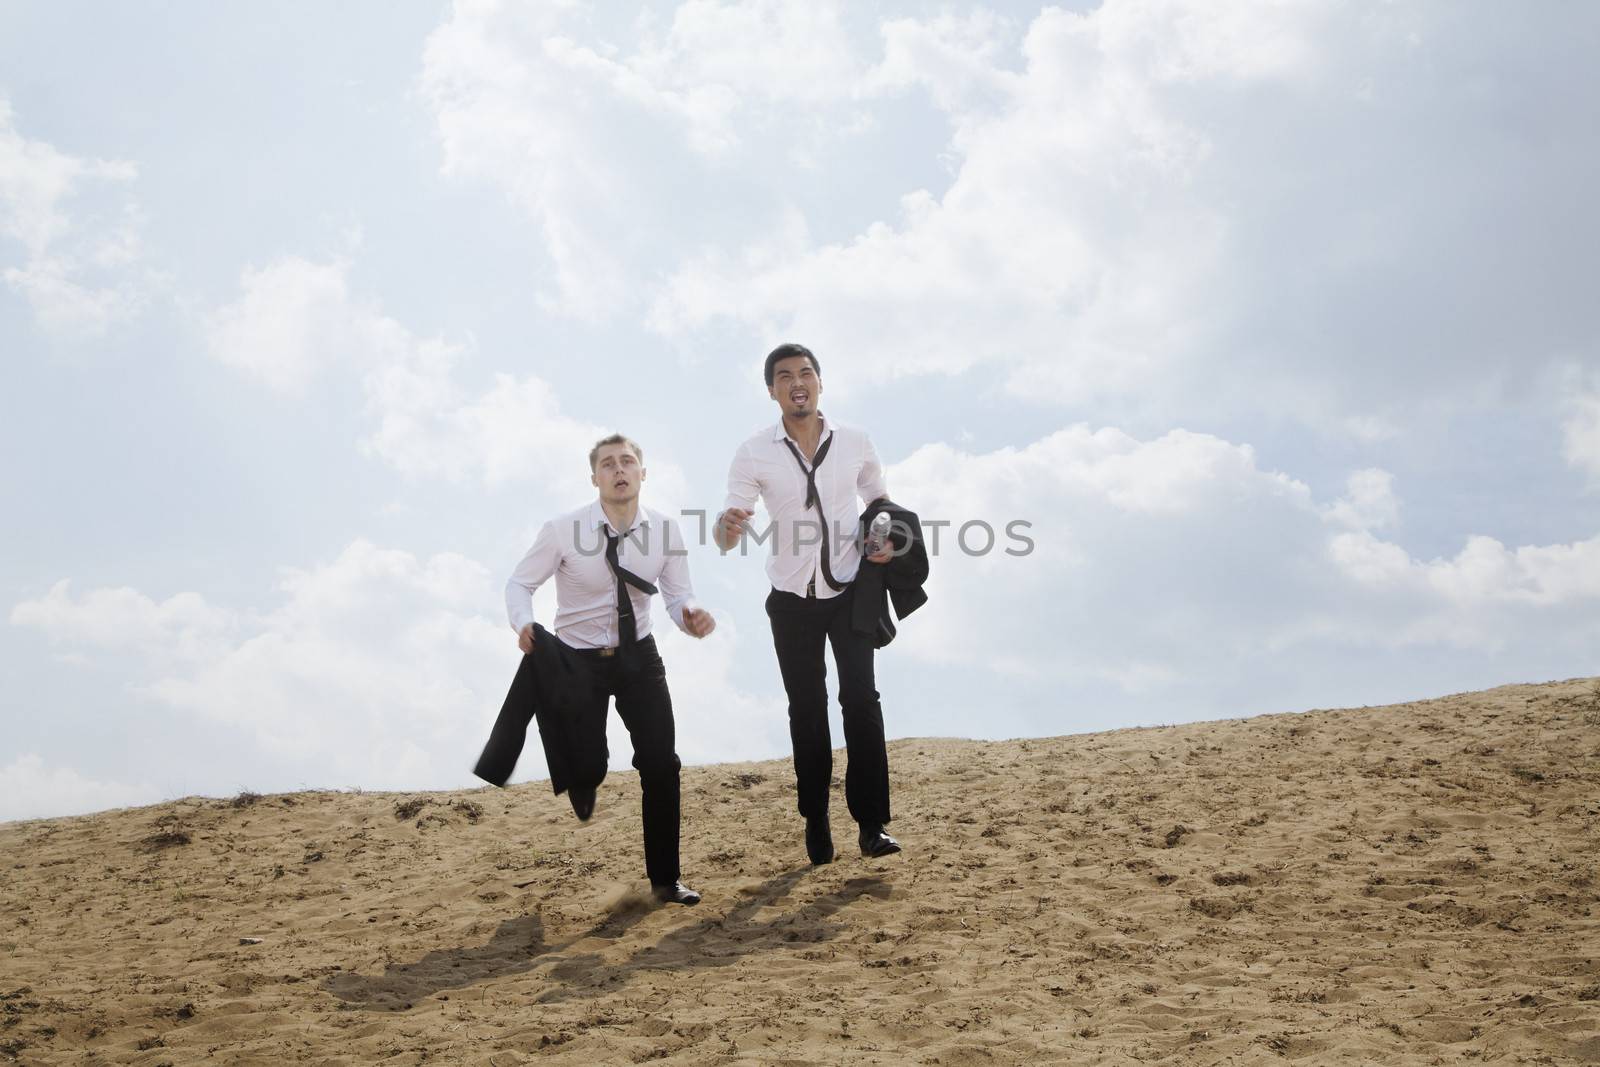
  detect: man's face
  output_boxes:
[591,443,644,505]
[768,355,821,417]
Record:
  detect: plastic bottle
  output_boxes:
[864,511,893,558]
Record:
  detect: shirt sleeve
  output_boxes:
[504,520,560,634]
[656,518,699,630]
[858,432,888,505]
[722,440,761,515]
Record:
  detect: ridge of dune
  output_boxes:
[3,677,1598,1065]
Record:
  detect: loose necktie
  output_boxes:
[781,432,845,593]
[605,529,659,664]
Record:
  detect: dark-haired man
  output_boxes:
[481,434,714,905]
[714,344,902,865]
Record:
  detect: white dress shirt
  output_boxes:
[505,501,700,649]
[723,415,888,599]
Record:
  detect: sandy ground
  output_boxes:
[3,677,1598,1065]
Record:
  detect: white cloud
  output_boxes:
[1325,526,1411,588]
[1562,373,1600,484]
[420,2,656,318]
[0,98,147,338]
[361,367,605,495]
[871,11,1018,115]
[0,753,163,823]
[881,423,1600,713]
[202,256,367,392]
[1325,527,1600,652]
[1087,0,1329,84]
[648,1,1292,395]
[630,1,864,108]
[418,0,890,318]
[1325,468,1399,531]
[645,1,1600,430]
[885,424,1317,678]
[204,254,612,495]
[9,579,236,662]
[12,539,786,804]
[889,423,1310,529]
[10,542,504,792]
[131,540,508,788]
[1331,531,1600,608]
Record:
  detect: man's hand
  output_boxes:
[866,545,894,565]
[518,624,536,655]
[715,507,753,551]
[682,607,716,638]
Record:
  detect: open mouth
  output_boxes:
[613,479,630,490]
[790,391,809,405]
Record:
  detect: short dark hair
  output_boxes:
[589,433,643,470]
[764,343,821,388]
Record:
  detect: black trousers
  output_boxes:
[489,635,682,887]
[765,585,890,825]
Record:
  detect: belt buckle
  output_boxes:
[597,646,616,658]
[805,576,816,599]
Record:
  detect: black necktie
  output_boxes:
[782,432,845,593]
[605,529,659,663]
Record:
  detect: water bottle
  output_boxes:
[864,511,892,558]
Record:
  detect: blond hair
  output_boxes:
[589,433,644,470]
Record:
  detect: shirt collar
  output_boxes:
[588,500,650,535]
[773,413,829,443]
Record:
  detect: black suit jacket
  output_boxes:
[852,497,930,648]
[473,624,600,791]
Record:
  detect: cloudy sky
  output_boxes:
[4,0,1598,822]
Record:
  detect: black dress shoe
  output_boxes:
[858,824,901,858]
[652,881,701,906]
[805,815,835,865]
[568,785,596,821]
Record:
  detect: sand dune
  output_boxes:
[4,677,1599,1065]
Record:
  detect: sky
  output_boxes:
[3,0,1598,822]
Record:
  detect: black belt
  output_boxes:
[574,634,656,659]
